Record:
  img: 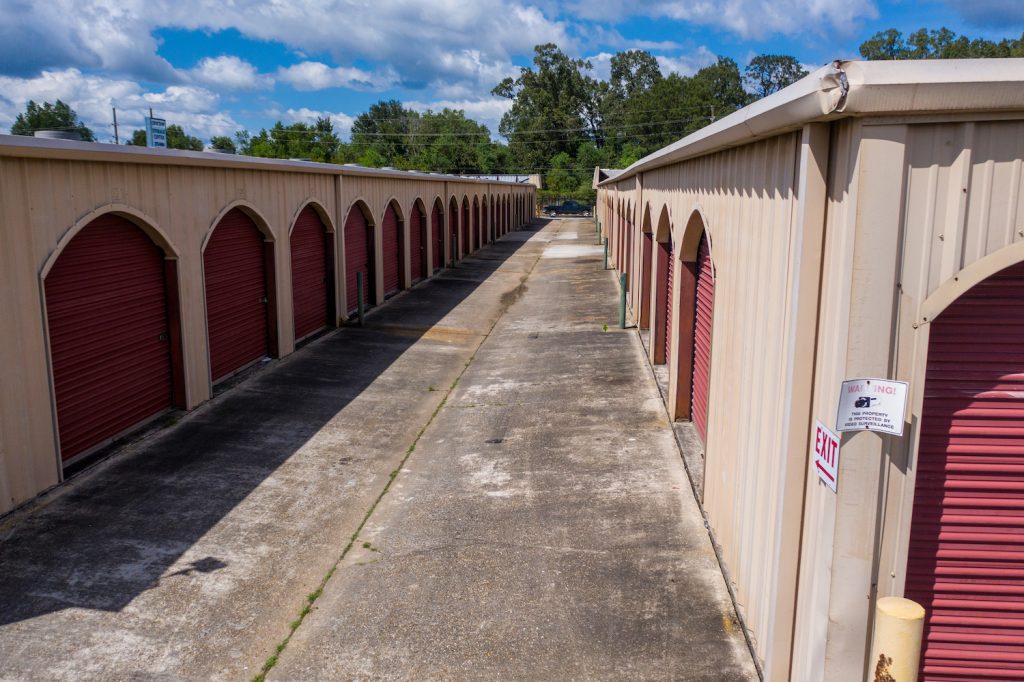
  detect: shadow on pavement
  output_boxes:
[0,222,547,627]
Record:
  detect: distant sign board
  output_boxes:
[812,420,840,493]
[146,117,167,148]
[836,378,908,436]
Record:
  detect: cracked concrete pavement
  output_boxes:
[0,217,755,681]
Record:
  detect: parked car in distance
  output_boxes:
[542,200,592,217]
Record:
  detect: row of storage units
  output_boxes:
[0,137,535,513]
[596,59,1024,681]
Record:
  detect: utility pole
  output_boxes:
[112,107,119,144]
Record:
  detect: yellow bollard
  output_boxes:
[868,596,925,682]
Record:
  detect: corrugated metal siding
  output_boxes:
[290,206,329,341]
[901,120,1024,304]
[382,203,400,296]
[906,260,1024,682]
[204,208,269,382]
[692,235,714,442]
[629,133,802,674]
[0,149,532,512]
[45,214,172,460]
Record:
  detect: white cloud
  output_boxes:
[0,1,571,98]
[656,47,717,77]
[0,68,239,141]
[282,107,356,139]
[277,62,399,91]
[191,56,273,90]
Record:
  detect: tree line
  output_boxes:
[9,26,1022,203]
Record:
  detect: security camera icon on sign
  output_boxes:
[855,396,878,408]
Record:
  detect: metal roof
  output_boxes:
[599,58,1024,186]
[0,134,528,186]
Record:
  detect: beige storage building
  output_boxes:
[0,137,534,516]
[596,59,1024,681]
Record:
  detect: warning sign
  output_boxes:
[812,420,840,493]
[836,378,908,436]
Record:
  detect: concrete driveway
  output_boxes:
[0,218,755,680]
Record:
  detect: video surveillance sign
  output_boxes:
[836,378,908,436]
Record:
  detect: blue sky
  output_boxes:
[0,0,1020,146]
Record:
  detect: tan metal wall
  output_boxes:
[0,146,533,514]
[600,113,1024,681]
[602,131,818,678]
[793,115,1024,682]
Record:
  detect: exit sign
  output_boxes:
[812,420,840,493]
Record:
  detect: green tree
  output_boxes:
[609,50,663,99]
[166,125,203,151]
[209,135,236,153]
[10,100,95,141]
[493,44,600,172]
[858,28,906,60]
[240,118,340,162]
[745,55,808,99]
[860,28,1024,60]
[691,57,749,115]
[350,100,419,166]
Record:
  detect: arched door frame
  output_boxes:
[461,196,471,256]
[639,204,654,330]
[288,200,337,344]
[670,208,715,422]
[40,207,189,468]
[409,197,429,283]
[382,197,406,296]
[447,196,459,265]
[651,205,672,366]
[202,201,280,370]
[342,199,376,315]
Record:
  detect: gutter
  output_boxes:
[599,57,1024,186]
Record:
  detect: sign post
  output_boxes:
[145,117,167,148]
[836,378,909,436]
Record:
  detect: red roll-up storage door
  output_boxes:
[478,201,485,246]
[45,214,172,461]
[345,207,372,314]
[291,206,330,341]
[382,204,400,296]
[410,203,424,282]
[665,237,674,365]
[462,202,470,255]
[905,260,1024,681]
[204,208,269,382]
[691,235,715,441]
[449,200,459,262]
[431,203,443,272]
